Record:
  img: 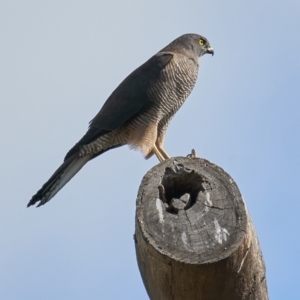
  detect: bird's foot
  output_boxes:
[187,148,197,158]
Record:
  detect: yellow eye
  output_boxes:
[199,39,205,46]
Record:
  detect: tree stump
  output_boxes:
[134,157,268,300]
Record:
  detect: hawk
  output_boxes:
[28,33,213,207]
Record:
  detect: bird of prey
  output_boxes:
[28,33,213,207]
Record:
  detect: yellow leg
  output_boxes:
[152,144,165,162]
[156,144,170,160]
[155,137,170,159]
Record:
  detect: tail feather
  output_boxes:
[28,154,90,207]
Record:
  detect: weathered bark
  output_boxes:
[134,157,268,300]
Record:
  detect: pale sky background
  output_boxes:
[1,1,299,299]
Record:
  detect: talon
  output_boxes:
[187,149,197,158]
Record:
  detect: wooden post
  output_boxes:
[134,157,268,300]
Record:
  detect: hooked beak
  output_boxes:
[206,47,214,56]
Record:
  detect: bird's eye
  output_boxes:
[199,39,205,46]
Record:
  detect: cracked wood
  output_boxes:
[134,157,268,300]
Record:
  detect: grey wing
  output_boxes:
[64,52,173,161]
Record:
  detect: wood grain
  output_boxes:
[134,157,268,300]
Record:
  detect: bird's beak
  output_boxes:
[206,47,214,56]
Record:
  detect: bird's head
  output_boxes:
[164,33,214,58]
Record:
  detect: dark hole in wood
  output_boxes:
[161,167,204,214]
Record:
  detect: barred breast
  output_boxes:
[126,53,199,155]
[152,53,199,137]
[79,53,199,158]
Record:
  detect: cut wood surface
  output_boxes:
[134,157,268,300]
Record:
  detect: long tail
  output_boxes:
[28,154,90,207]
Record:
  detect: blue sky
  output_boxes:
[1,1,299,299]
